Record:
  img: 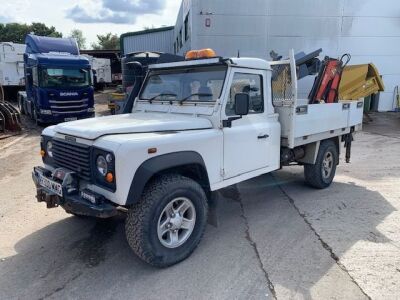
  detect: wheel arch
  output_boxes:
[297,137,341,165]
[126,151,210,206]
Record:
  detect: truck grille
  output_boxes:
[52,139,92,180]
[50,99,90,114]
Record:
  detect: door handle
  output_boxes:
[258,134,269,139]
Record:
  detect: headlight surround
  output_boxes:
[96,155,108,176]
[41,135,55,165]
[92,148,116,192]
[46,141,53,158]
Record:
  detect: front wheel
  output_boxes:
[304,140,339,189]
[125,174,208,267]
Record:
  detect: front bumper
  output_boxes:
[32,166,118,218]
[37,112,95,124]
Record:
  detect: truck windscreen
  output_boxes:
[40,68,91,88]
[140,66,227,103]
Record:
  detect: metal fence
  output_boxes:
[271,63,295,107]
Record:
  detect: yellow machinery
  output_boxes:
[108,92,126,115]
[339,63,385,100]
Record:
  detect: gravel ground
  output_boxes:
[0,111,399,300]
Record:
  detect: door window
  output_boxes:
[226,73,264,116]
[32,67,38,87]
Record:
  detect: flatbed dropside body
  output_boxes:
[271,51,363,153]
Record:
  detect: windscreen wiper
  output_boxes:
[179,93,213,105]
[146,93,178,103]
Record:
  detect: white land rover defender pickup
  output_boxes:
[33,50,363,267]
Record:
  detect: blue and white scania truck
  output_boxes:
[18,34,95,124]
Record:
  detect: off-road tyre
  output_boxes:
[304,140,339,189]
[125,174,208,268]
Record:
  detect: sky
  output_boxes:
[0,0,182,48]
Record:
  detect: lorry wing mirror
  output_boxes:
[234,93,250,116]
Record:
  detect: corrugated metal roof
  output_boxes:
[120,27,175,55]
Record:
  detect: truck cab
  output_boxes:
[32,49,363,267]
[19,34,94,124]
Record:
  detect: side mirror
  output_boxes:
[234,93,250,116]
[222,93,250,128]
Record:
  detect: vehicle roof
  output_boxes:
[148,57,272,71]
[25,34,79,55]
[229,57,272,70]
[27,53,90,67]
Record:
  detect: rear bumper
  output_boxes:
[32,166,118,218]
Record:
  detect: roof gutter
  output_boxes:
[148,57,228,70]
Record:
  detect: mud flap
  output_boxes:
[208,191,220,228]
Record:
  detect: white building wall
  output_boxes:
[174,0,400,111]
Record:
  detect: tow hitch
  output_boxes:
[36,188,60,208]
[32,166,119,218]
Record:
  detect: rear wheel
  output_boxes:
[304,140,338,189]
[125,174,208,267]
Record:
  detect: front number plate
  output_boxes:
[38,173,63,197]
[65,117,77,122]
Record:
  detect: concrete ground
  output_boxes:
[0,109,399,300]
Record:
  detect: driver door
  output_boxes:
[222,69,271,179]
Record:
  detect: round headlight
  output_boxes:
[106,153,113,163]
[46,141,53,158]
[96,155,108,176]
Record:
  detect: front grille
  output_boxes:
[50,99,90,114]
[52,139,91,180]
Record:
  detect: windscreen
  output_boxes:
[40,68,91,88]
[140,66,227,103]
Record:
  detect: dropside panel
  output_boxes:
[348,100,364,127]
[294,103,349,138]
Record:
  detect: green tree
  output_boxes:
[0,22,62,43]
[69,29,86,49]
[29,22,62,38]
[91,33,120,50]
[0,23,30,43]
